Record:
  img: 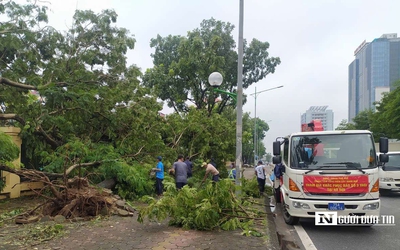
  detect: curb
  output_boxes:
[265,195,280,250]
[268,196,301,250]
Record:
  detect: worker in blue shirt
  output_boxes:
[152,156,164,196]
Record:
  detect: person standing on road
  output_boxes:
[169,155,188,190]
[254,160,266,195]
[184,156,193,178]
[151,156,164,196]
[201,162,220,184]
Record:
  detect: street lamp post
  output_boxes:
[208,72,237,101]
[250,85,283,166]
[208,74,237,102]
[235,0,244,186]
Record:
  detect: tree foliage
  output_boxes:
[0,132,19,163]
[335,110,374,131]
[143,18,281,114]
[0,1,166,197]
[241,113,269,164]
[138,179,266,234]
[335,119,356,130]
[161,108,236,168]
[0,131,20,191]
[370,84,400,139]
[352,110,374,130]
[0,1,274,201]
[338,80,400,141]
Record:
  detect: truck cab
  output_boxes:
[272,130,389,225]
[378,151,400,193]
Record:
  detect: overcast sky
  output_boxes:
[42,0,399,153]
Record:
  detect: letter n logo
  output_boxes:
[315,212,338,225]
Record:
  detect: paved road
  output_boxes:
[298,192,400,250]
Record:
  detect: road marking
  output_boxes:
[294,224,318,250]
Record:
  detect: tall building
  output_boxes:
[348,33,400,121]
[301,106,334,131]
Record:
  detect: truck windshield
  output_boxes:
[385,154,400,171]
[291,133,376,170]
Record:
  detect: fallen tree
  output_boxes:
[0,162,132,220]
[138,178,269,235]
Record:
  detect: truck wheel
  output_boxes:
[282,200,300,225]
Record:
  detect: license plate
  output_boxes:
[328,203,345,210]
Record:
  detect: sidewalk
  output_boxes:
[36,214,275,250]
[10,168,280,250]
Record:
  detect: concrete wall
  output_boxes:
[0,127,22,198]
[0,127,44,199]
[375,142,400,152]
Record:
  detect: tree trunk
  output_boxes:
[96,178,117,190]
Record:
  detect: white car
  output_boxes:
[378,151,400,193]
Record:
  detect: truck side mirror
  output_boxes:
[379,137,388,154]
[272,156,281,164]
[273,141,281,156]
[379,153,389,163]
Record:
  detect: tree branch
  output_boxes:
[0,114,26,125]
[64,161,102,175]
[123,146,145,158]
[35,125,61,148]
[0,77,70,90]
[172,127,188,148]
[0,161,103,180]
[0,29,30,34]
[199,88,207,110]
[0,77,38,90]
[0,163,63,179]
[0,114,63,148]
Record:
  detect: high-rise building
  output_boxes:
[348,33,400,121]
[301,106,334,131]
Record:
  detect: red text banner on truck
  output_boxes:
[303,175,369,193]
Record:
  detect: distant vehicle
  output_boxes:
[272,126,389,225]
[378,151,400,193]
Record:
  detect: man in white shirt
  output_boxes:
[254,160,266,195]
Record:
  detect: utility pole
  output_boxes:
[235,0,244,186]
[250,85,284,166]
[254,87,257,167]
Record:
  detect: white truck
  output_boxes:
[272,130,389,225]
[378,151,400,193]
